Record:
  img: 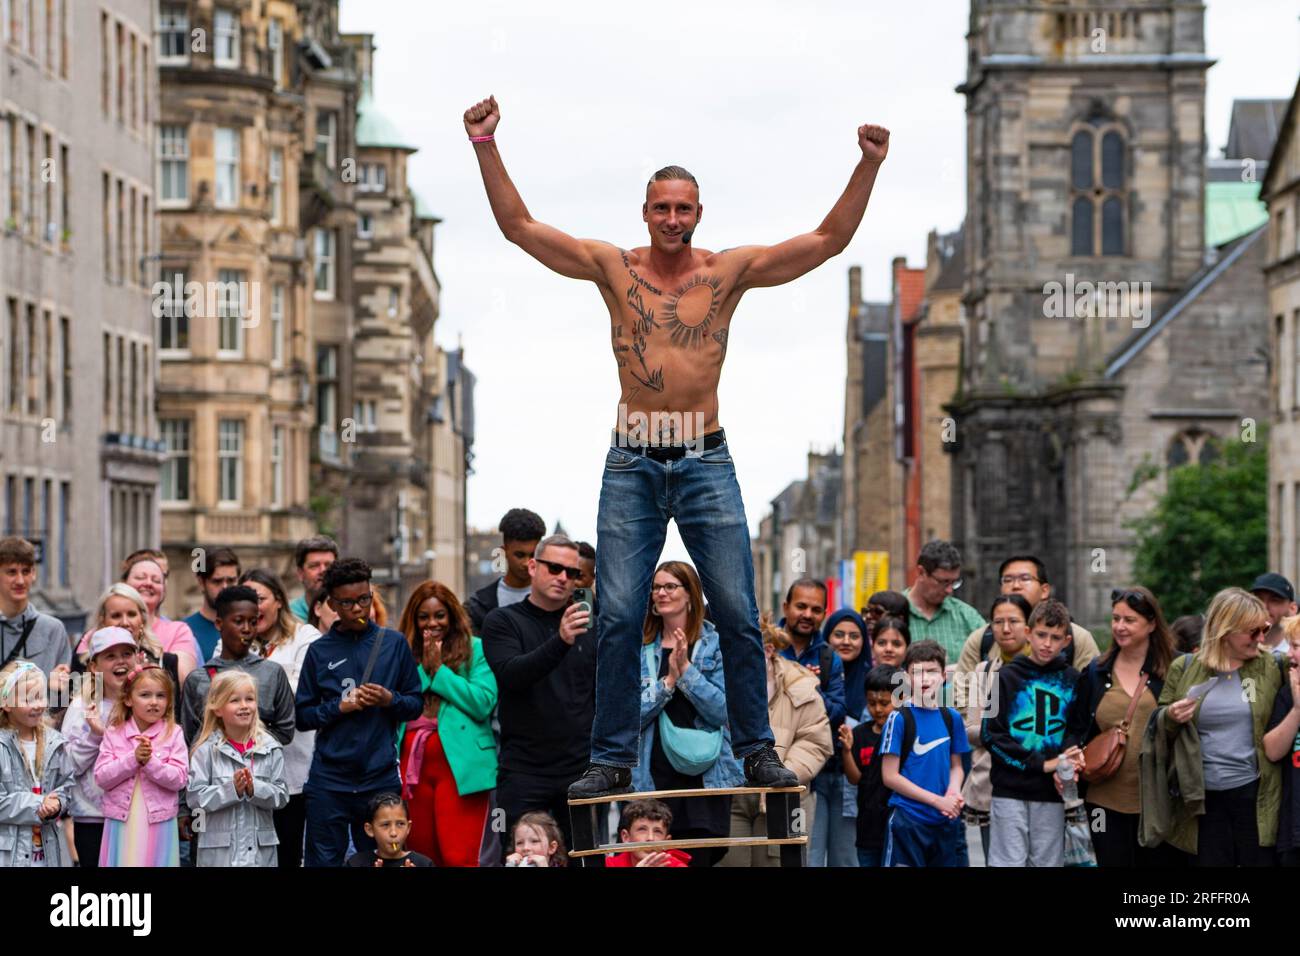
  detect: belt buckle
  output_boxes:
[646,445,683,462]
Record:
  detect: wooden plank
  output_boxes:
[569,835,808,859]
[567,784,806,807]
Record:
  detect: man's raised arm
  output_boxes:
[464,95,611,284]
[733,123,890,291]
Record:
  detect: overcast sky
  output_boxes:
[339,0,1299,563]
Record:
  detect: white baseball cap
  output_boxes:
[88,627,138,657]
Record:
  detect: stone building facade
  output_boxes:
[343,31,468,600]
[1264,80,1300,585]
[157,2,471,615]
[753,449,841,616]
[947,0,1273,628]
[157,0,330,613]
[1,0,159,630]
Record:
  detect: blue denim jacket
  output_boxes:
[635,619,745,791]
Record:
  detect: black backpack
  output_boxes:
[980,624,1077,665]
[897,705,970,776]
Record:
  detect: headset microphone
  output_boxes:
[681,229,694,244]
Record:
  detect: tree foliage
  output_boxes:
[1129,436,1268,619]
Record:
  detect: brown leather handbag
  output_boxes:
[1080,672,1150,783]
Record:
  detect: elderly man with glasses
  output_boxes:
[481,533,599,853]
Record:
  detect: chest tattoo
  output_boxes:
[662,275,723,349]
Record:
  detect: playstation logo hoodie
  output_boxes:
[982,653,1081,803]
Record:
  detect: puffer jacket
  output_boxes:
[634,619,745,792]
[188,731,289,867]
[94,717,188,824]
[0,727,74,866]
[768,656,833,785]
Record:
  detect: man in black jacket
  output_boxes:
[481,533,596,850]
[466,508,546,634]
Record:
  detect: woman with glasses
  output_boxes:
[633,561,742,866]
[394,582,499,867]
[1155,587,1284,866]
[1064,586,1182,866]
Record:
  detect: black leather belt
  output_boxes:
[611,427,726,461]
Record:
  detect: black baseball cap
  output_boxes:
[1251,573,1296,603]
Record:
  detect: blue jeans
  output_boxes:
[590,435,774,766]
[810,769,859,867]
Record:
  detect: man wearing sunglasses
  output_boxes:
[482,534,599,850]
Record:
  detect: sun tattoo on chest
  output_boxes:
[662,275,724,349]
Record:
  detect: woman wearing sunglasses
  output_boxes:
[1155,587,1284,865]
[1064,586,1182,866]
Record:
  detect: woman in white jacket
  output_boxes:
[240,569,320,867]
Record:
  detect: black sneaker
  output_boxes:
[743,745,798,788]
[567,763,633,799]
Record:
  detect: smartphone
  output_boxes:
[572,588,593,631]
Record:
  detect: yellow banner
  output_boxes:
[854,551,889,610]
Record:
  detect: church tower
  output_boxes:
[949,0,1215,623]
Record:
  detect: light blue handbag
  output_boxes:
[644,643,723,776]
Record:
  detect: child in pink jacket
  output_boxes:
[93,663,188,866]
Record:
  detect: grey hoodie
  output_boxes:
[0,605,71,675]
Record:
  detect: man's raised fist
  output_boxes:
[464,95,500,137]
[858,124,890,164]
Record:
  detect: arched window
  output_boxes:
[1166,436,1190,468]
[1069,118,1128,256]
[1167,430,1218,470]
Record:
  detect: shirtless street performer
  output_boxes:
[465,94,890,798]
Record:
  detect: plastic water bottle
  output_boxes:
[1056,755,1081,809]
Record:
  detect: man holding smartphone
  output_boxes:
[465,94,890,797]
[481,534,598,850]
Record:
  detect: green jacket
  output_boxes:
[1155,651,1284,851]
[1138,697,1204,853]
[396,636,499,797]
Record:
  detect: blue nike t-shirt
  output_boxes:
[880,705,970,825]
